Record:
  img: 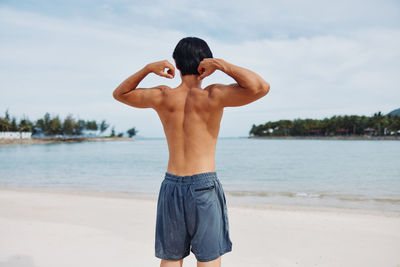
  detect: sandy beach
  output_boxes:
[0,187,399,267]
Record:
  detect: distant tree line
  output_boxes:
[250,112,400,137]
[0,110,138,137]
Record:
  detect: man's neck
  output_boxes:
[179,74,203,88]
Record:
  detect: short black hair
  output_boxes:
[172,37,213,76]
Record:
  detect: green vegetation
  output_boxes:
[0,109,136,137]
[250,111,400,137]
[127,127,138,138]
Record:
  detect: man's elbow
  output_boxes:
[259,81,270,96]
[113,89,121,100]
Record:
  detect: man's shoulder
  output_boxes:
[204,83,221,90]
[152,85,171,95]
[156,85,171,90]
[204,83,224,94]
[204,83,232,98]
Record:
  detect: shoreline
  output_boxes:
[2,135,399,145]
[0,136,135,146]
[249,135,400,140]
[1,186,399,218]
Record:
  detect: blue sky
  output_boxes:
[1,0,399,137]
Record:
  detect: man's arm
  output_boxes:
[112,60,175,109]
[199,58,270,107]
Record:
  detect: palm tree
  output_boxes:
[372,112,384,136]
[110,126,115,137]
[0,110,11,131]
[100,120,109,135]
[49,115,62,135]
[18,116,33,132]
[127,127,138,137]
[62,114,75,136]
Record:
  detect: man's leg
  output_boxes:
[186,178,232,265]
[160,256,221,267]
[160,259,183,267]
[197,256,221,267]
[156,177,190,265]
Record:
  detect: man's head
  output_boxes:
[173,37,213,76]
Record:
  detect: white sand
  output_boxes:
[0,187,399,267]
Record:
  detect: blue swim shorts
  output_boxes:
[155,171,232,262]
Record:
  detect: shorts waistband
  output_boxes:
[164,171,218,184]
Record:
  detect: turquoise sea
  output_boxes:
[1,138,399,211]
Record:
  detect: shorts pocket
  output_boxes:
[194,185,215,192]
[192,181,217,205]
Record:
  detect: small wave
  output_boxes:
[228,191,270,197]
[225,190,400,204]
[373,198,400,204]
[295,192,322,198]
[226,190,323,198]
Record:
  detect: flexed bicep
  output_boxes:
[114,86,166,109]
[113,60,173,109]
[209,83,270,108]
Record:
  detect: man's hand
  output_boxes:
[197,58,222,80]
[146,60,175,79]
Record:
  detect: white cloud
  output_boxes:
[119,0,400,40]
[0,5,399,137]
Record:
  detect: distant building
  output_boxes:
[81,129,99,137]
[31,128,102,138]
[309,128,321,135]
[363,127,375,136]
[0,131,32,139]
[336,128,349,135]
[262,128,274,135]
[389,130,400,135]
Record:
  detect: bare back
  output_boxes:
[155,85,223,176]
[113,58,270,177]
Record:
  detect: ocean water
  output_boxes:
[0,138,399,211]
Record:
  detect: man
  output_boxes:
[113,37,270,267]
